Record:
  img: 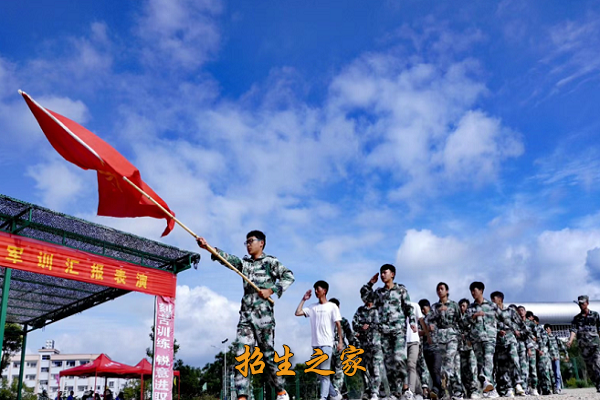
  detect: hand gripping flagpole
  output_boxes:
[122,177,275,305]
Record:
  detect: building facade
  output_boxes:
[2,340,128,397]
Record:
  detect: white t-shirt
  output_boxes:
[406,301,423,343]
[303,301,342,347]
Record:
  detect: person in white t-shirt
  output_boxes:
[406,302,428,398]
[295,280,344,400]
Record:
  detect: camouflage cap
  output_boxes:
[578,295,589,304]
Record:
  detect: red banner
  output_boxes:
[0,231,176,297]
[152,296,175,400]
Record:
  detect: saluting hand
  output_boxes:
[369,273,379,284]
[303,289,312,301]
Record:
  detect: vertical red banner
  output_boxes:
[152,296,175,400]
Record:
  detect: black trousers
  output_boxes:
[423,347,443,395]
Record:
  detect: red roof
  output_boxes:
[124,359,180,378]
[59,354,138,378]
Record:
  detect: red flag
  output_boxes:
[20,91,175,236]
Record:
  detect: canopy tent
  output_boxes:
[59,354,137,378]
[59,354,139,399]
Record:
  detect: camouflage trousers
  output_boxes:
[459,349,478,396]
[358,340,383,396]
[418,343,432,389]
[494,342,523,395]
[472,340,496,385]
[517,342,529,389]
[527,347,537,388]
[438,339,463,396]
[234,323,285,397]
[332,346,346,393]
[536,352,552,393]
[380,331,408,395]
[580,344,600,388]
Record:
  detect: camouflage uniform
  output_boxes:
[212,249,295,397]
[353,304,382,397]
[361,281,416,397]
[570,309,600,390]
[466,299,504,386]
[535,324,552,394]
[547,331,565,391]
[417,322,432,391]
[458,313,478,397]
[524,319,538,391]
[494,306,524,395]
[422,311,442,397]
[418,342,432,390]
[332,317,356,393]
[427,299,464,397]
[515,317,532,391]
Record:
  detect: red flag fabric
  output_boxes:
[20,91,175,236]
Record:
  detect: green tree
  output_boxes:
[173,359,203,400]
[1,323,24,373]
[199,344,235,398]
[0,377,36,400]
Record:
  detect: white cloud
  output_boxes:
[174,285,239,364]
[394,222,600,304]
[442,110,524,184]
[328,56,522,201]
[135,0,223,70]
[26,157,93,211]
[546,16,600,88]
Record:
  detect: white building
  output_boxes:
[2,340,128,397]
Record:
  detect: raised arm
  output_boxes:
[197,237,243,270]
[295,289,312,316]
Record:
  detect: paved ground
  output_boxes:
[535,388,599,399]
[352,389,600,400]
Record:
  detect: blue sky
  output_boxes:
[1,0,600,368]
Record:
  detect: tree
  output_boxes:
[1,323,24,373]
[0,377,35,400]
[198,343,236,399]
[173,359,203,399]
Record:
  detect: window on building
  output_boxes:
[42,355,50,360]
[51,387,58,393]
[66,386,74,392]
[25,375,36,380]
[51,374,59,380]
[66,361,76,367]
[13,362,20,368]
[77,386,87,392]
[26,362,37,367]
[79,360,89,365]
[40,380,48,385]
[109,382,114,388]
[52,361,63,367]
[41,367,49,372]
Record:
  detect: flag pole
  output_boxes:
[122,176,275,305]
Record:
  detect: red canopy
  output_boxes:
[59,354,138,377]
[124,358,180,377]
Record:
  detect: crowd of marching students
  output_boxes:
[197,231,600,400]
